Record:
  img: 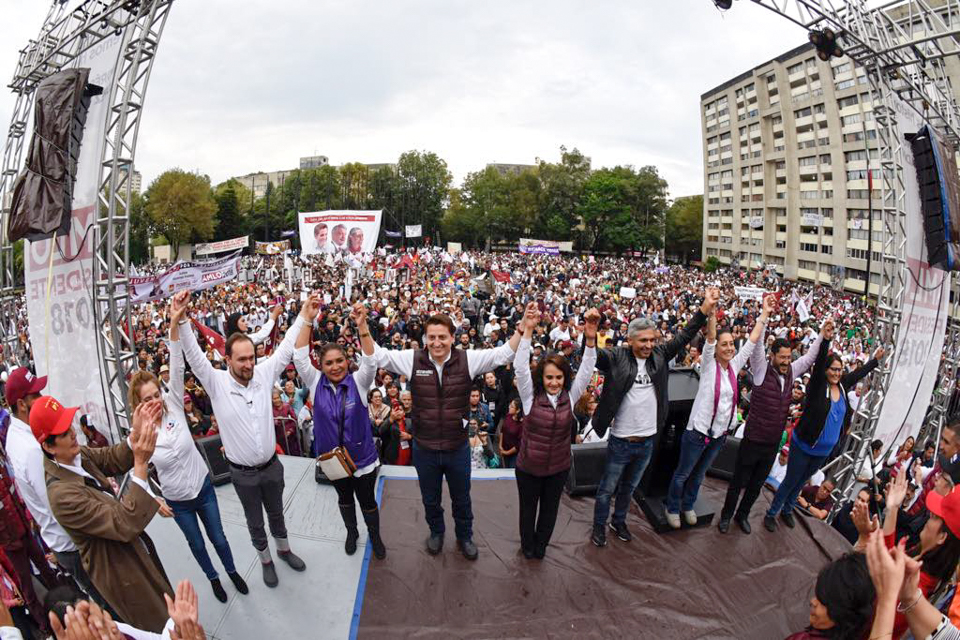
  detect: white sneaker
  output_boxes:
[666,511,681,529]
[683,510,698,526]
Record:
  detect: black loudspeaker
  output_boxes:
[908,124,960,271]
[706,435,741,481]
[565,442,609,496]
[196,435,232,486]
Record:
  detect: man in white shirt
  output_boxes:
[370,310,521,560]
[548,317,572,347]
[3,369,107,608]
[175,293,307,588]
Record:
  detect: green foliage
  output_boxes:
[665,195,703,264]
[127,191,151,265]
[213,180,246,240]
[144,169,217,256]
[704,256,721,272]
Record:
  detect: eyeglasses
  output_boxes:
[827,367,843,373]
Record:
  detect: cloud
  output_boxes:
[0,0,805,199]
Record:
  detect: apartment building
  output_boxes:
[701,42,882,294]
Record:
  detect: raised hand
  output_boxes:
[820,318,836,341]
[761,293,776,317]
[523,302,540,332]
[700,287,720,315]
[165,580,204,640]
[169,291,190,323]
[270,304,284,321]
[873,345,886,361]
[300,294,321,322]
[130,407,159,466]
[865,530,907,605]
[349,301,368,328]
[851,498,878,537]
[583,307,601,344]
[130,399,162,437]
[886,465,908,509]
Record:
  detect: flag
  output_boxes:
[405,224,422,238]
[384,229,402,238]
[192,319,225,357]
[491,270,511,283]
[280,229,296,238]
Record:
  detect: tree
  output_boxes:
[395,151,452,240]
[441,189,485,248]
[213,180,246,240]
[127,191,151,265]
[632,165,669,258]
[536,146,591,240]
[665,195,704,264]
[144,169,217,256]
[578,167,640,253]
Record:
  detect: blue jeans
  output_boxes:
[665,430,727,514]
[767,445,826,518]
[412,440,473,541]
[167,476,236,581]
[593,436,655,527]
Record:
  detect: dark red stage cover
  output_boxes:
[357,477,851,639]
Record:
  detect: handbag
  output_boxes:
[317,390,357,482]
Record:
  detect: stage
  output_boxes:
[146,456,851,639]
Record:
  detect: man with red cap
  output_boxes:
[2,367,68,633]
[35,394,174,633]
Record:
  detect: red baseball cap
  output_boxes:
[29,396,79,444]
[926,486,960,538]
[4,367,47,406]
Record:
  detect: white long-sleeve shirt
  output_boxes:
[687,338,757,438]
[248,316,275,345]
[179,315,304,467]
[750,332,824,391]
[371,341,516,384]
[150,340,210,502]
[294,345,379,477]
[6,416,77,553]
[514,337,596,415]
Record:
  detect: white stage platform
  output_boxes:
[146,456,508,640]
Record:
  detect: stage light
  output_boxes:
[809,28,844,61]
[713,0,733,9]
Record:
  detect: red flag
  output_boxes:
[191,319,225,357]
[491,270,511,283]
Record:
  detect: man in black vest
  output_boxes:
[590,288,717,547]
[371,313,521,560]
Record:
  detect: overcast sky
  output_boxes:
[0,0,807,199]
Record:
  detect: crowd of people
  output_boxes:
[0,247,957,639]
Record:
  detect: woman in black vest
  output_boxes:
[513,303,599,559]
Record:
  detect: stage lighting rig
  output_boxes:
[809,28,844,61]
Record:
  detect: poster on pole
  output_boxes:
[873,98,950,448]
[255,240,290,255]
[299,210,383,256]
[405,224,422,238]
[195,235,249,256]
[734,286,765,301]
[24,32,123,440]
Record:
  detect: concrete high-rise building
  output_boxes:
[486,163,536,176]
[129,169,142,195]
[300,155,329,170]
[233,169,297,199]
[700,42,883,294]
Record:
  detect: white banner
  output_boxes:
[405,224,422,238]
[619,286,636,299]
[734,286,765,301]
[24,33,122,439]
[874,99,950,448]
[127,253,241,303]
[299,210,383,256]
[802,212,823,227]
[195,235,249,256]
[749,216,764,229]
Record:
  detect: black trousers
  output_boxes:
[230,457,287,551]
[721,439,780,521]
[515,468,567,552]
[332,472,379,512]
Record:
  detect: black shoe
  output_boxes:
[763,515,777,532]
[717,518,730,534]
[210,578,227,603]
[457,538,479,561]
[609,521,632,542]
[278,550,306,571]
[735,516,752,535]
[345,528,359,556]
[228,571,248,594]
[426,533,444,556]
[591,524,607,547]
[781,511,796,529]
[533,543,546,560]
[521,546,535,559]
[261,561,278,588]
[362,509,387,560]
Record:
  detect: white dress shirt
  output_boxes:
[750,332,823,392]
[179,315,305,467]
[248,316,275,345]
[58,443,154,498]
[6,416,76,552]
[370,341,516,384]
[687,337,757,438]
[150,341,209,502]
[294,345,378,477]
[514,337,596,415]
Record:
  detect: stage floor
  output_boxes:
[146,457,850,639]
